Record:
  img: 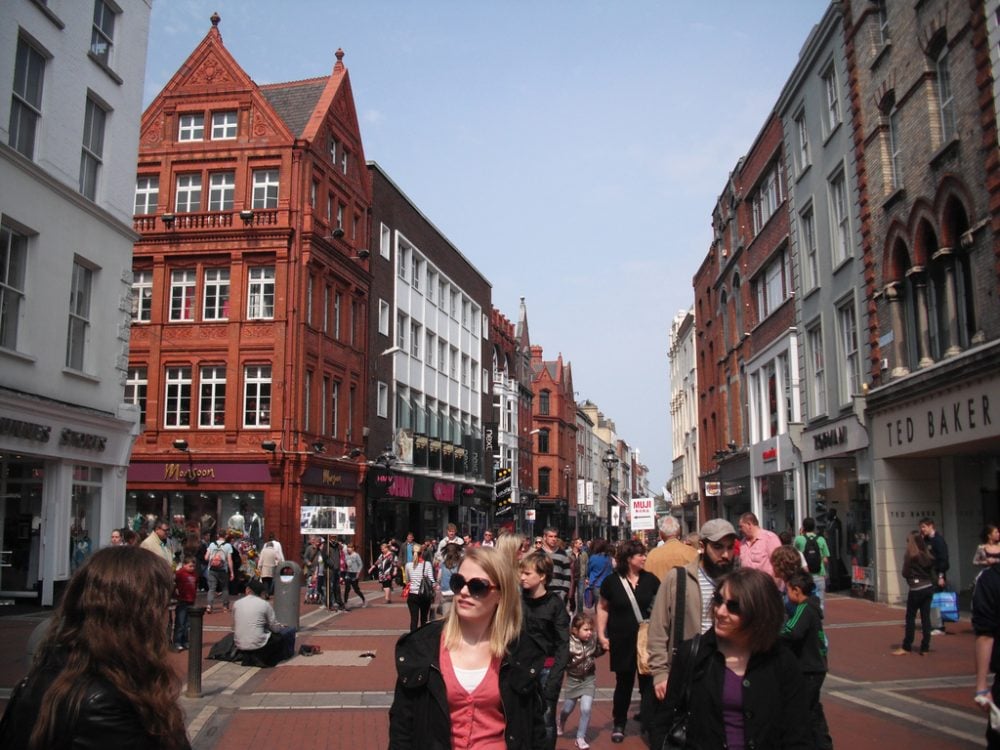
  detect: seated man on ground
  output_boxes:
[232,578,296,667]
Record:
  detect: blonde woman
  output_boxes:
[389,546,545,749]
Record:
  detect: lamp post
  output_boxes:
[602,448,619,541]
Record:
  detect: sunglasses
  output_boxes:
[450,573,498,599]
[711,590,741,615]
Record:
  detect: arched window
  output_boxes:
[942,194,976,344]
[538,467,551,496]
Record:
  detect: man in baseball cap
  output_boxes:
[646,518,738,749]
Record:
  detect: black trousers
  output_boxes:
[407,593,432,631]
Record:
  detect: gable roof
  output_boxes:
[260,78,328,138]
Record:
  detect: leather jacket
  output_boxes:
[0,655,191,749]
[388,620,547,750]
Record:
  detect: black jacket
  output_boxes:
[656,629,811,750]
[0,656,190,750]
[521,590,570,701]
[780,596,827,674]
[388,620,547,750]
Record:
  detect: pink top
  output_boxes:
[441,640,506,750]
[739,528,782,578]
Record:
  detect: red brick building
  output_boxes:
[125,15,371,553]
[529,345,577,533]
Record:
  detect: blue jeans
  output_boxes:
[561,694,594,741]
[173,601,190,647]
[812,574,827,611]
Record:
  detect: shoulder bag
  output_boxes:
[663,634,701,749]
[620,575,651,675]
[418,562,435,599]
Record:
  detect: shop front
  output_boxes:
[867,344,1000,605]
[799,414,872,595]
[1,392,138,605]
[750,434,798,535]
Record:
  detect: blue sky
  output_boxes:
[143,0,829,491]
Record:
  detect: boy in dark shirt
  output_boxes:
[173,555,198,651]
[521,550,570,750]
[782,571,832,750]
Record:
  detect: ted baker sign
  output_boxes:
[874,377,999,458]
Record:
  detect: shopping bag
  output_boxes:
[932,590,959,622]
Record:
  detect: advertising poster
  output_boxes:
[300,505,356,536]
[630,497,656,531]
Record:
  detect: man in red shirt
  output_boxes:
[738,512,782,581]
[173,555,198,650]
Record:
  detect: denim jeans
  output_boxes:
[173,602,191,647]
[812,573,827,611]
[561,694,594,741]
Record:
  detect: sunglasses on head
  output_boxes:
[449,573,498,599]
[711,590,741,615]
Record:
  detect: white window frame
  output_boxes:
[426,331,435,368]
[377,381,389,418]
[378,299,390,335]
[164,366,192,428]
[888,106,902,190]
[807,325,826,418]
[175,174,202,213]
[131,269,152,323]
[795,109,810,174]
[411,321,421,358]
[0,226,28,349]
[10,37,46,159]
[330,380,340,438]
[243,365,271,428]
[208,171,235,211]
[252,169,279,209]
[800,206,818,292]
[178,113,204,142]
[134,176,159,215]
[829,170,851,265]
[822,63,840,135]
[397,312,407,349]
[211,110,237,140]
[66,261,92,371]
[380,223,391,259]
[247,266,275,320]
[80,96,106,200]
[202,267,229,321]
[837,300,860,404]
[169,269,196,322]
[199,365,227,428]
[937,45,956,143]
[125,366,147,424]
[90,0,116,66]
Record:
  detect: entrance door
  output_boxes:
[0,456,44,596]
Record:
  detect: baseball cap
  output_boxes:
[700,518,737,542]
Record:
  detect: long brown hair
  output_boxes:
[30,546,187,749]
[904,529,934,566]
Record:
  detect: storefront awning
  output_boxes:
[611,493,628,508]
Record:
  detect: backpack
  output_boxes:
[209,545,225,570]
[803,534,822,574]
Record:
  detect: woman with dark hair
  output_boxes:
[404,545,435,631]
[893,529,936,655]
[0,546,190,749]
[656,567,810,749]
[595,539,659,743]
[973,524,1000,567]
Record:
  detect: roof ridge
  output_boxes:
[259,75,329,89]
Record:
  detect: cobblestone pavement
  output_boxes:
[0,588,987,748]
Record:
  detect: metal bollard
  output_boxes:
[185,606,206,697]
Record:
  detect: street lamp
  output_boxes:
[602,448,619,540]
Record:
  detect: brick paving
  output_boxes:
[0,587,988,748]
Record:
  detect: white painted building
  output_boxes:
[0,0,151,604]
[668,307,700,532]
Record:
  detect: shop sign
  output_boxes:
[433,482,456,503]
[761,447,777,462]
[799,415,869,463]
[872,377,1000,458]
[705,481,721,496]
[0,417,51,443]
[630,497,656,531]
[127,462,273,483]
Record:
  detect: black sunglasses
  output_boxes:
[711,590,741,615]
[450,573,497,599]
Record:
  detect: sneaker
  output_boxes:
[891,648,909,655]
[575,739,590,750]
[611,726,625,743]
[556,715,565,737]
[931,628,946,635]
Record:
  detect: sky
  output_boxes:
[142,0,830,492]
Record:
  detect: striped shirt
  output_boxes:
[697,566,717,633]
[545,546,572,601]
[405,561,435,592]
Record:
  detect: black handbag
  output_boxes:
[662,634,700,749]
[418,563,435,599]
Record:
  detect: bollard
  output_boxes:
[185,605,206,697]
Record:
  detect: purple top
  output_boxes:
[722,667,745,750]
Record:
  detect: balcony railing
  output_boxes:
[134,208,282,233]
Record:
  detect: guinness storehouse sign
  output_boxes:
[872,375,1000,459]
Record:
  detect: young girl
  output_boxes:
[369,543,396,603]
[558,612,605,749]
